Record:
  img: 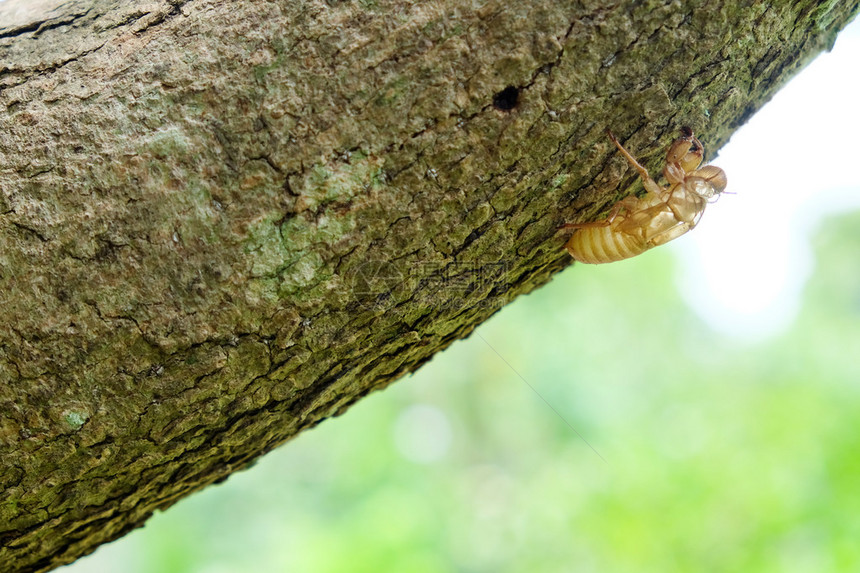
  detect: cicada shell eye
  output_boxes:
[688,178,719,199]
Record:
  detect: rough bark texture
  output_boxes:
[1,0,857,570]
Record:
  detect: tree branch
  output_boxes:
[1,0,857,570]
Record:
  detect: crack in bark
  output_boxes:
[0,9,91,40]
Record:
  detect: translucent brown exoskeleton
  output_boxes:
[562,128,728,264]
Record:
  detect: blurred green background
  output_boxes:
[64,209,860,573]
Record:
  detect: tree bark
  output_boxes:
[0,0,857,570]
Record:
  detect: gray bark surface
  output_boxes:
[1,0,857,570]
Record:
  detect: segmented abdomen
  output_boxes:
[565,226,649,264]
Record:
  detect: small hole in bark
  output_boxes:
[493,86,519,111]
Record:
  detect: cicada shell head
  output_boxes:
[693,165,728,194]
[685,166,728,202]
